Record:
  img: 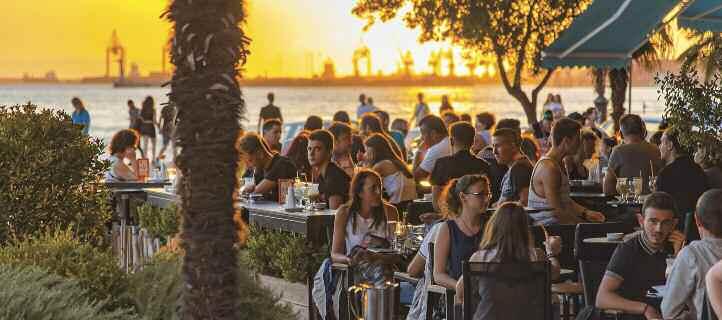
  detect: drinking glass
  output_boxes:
[631,178,643,201]
[616,178,629,201]
[649,176,658,193]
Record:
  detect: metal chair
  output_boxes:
[461,260,552,320]
[331,263,353,320]
[425,242,456,320]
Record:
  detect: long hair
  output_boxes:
[361,113,404,160]
[480,202,534,262]
[140,96,155,120]
[440,174,490,218]
[364,133,412,178]
[284,131,311,177]
[347,169,387,234]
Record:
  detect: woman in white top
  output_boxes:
[363,133,417,206]
[331,169,399,264]
[105,129,140,182]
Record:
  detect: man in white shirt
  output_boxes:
[413,115,451,180]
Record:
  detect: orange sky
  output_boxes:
[0,1,468,79]
[0,1,691,79]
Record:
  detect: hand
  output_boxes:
[241,184,255,194]
[454,279,464,305]
[585,210,606,222]
[545,236,562,257]
[668,230,686,256]
[419,212,439,224]
[643,304,662,320]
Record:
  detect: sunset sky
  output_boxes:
[0,1,467,79]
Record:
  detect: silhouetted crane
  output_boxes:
[106,30,126,80]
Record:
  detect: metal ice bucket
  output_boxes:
[349,282,399,320]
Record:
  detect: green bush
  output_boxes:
[0,229,132,312]
[0,103,110,244]
[245,225,328,283]
[137,203,180,240]
[128,252,295,320]
[0,264,137,319]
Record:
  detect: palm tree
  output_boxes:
[679,31,722,81]
[601,23,674,133]
[163,0,250,318]
[591,68,608,121]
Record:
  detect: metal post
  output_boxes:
[628,64,632,114]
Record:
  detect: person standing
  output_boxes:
[356,93,376,119]
[127,99,141,131]
[157,102,177,160]
[439,94,454,114]
[71,97,90,135]
[257,92,283,132]
[410,92,430,128]
[139,96,158,161]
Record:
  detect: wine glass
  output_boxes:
[631,177,643,202]
[616,178,629,201]
[649,176,658,193]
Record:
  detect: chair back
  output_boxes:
[531,224,576,271]
[461,260,551,320]
[575,222,635,306]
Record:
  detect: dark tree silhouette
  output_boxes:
[163,0,250,318]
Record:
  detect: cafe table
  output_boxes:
[582,237,625,244]
[105,181,170,224]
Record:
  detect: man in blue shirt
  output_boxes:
[71,97,90,135]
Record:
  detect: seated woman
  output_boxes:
[456,202,561,319]
[105,129,140,182]
[284,131,312,179]
[363,133,417,207]
[563,129,598,180]
[434,174,491,291]
[330,169,399,264]
[359,113,406,162]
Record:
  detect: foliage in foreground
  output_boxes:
[0,103,110,245]
[245,225,328,283]
[0,264,136,320]
[137,202,180,239]
[127,251,296,320]
[0,229,132,312]
[657,68,722,154]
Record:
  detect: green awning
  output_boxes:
[542,0,679,69]
[679,0,722,32]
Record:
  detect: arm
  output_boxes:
[706,261,722,319]
[537,163,582,224]
[406,253,425,277]
[661,250,694,320]
[596,275,660,319]
[331,207,351,264]
[113,160,138,181]
[253,179,277,196]
[328,195,344,210]
[518,187,529,207]
[431,185,443,212]
[433,223,458,290]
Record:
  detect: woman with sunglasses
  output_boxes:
[433,174,491,291]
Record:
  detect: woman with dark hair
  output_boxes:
[360,113,405,161]
[283,131,312,179]
[330,169,399,264]
[139,96,158,160]
[333,110,351,124]
[304,115,323,131]
[105,129,140,182]
[363,134,416,206]
[433,174,491,291]
[455,202,561,315]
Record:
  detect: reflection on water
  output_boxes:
[0,84,664,143]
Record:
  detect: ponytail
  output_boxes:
[440,174,490,218]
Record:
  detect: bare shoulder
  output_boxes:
[335,204,351,221]
[383,202,399,220]
[373,160,396,176]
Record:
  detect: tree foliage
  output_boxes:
[0,103,110,245]
[679,31,722,81]
[353,0,590,123]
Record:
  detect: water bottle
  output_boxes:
[285,184,296,209]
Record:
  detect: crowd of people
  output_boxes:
[104,90,722,320]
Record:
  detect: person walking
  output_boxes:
[257,92,283,132]
[71,97,90,135]
[139,96,158,160]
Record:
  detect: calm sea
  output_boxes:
[0,84,665,143]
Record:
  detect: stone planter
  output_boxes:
[257,274,311,320]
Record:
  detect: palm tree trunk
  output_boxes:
[164,1,250,318]
[608,68,628,133]
[592,68,609,122]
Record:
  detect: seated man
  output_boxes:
[596,192,685,320]
[658,125,708,220]
[430,122,490,211]
[238,132,297,202]
[413,115,451,181]
[261,118,283,153]
[327,121,355,177]
[528,118,605,225]
[662,189,722,319]
[492,128,533,206]
[308,129,351,210]
[604,114,664,195]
